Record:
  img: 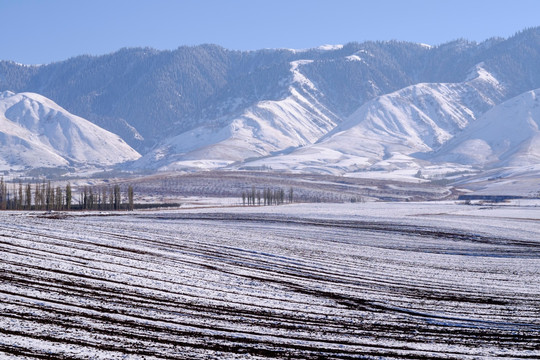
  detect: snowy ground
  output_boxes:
[0,202,539,359]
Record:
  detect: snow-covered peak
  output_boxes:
[285,44,344,53]
[316,44,344,51]
[0,90,16,99]
[240,66,507,176]
[0,91,141,171]
[465,62,500,86]
[430,88,540,167]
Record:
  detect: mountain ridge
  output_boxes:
[0,91,140,171]
[430,88,540,168]
[238,64,506,175]
[1,27,540,184]
[4,30,535,151]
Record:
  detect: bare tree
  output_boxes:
[17,181,23,210]
[101,187,107,210]
[34,183,41,210]
[65,183,72,210]
[113,185,120,210]
[109,188,114,210]
[25,184,32,210]
[88,187,94,210]
[127,185,134,211]
[45,181,53,211]
[55,186,63,210]
[0,177,5,210]
[288,187,294,204]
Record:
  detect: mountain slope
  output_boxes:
[429,88,540,168]
[0,91,140,170]
[1,27,540,176]
[242,65,505,174]
[0,32,515,152]
[134,60,340,170]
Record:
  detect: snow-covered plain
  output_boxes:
[0,202,539,359]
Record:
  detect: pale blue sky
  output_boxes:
[1,0,539,64]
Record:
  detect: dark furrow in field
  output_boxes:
[1,310,479,360]
[9,221,535,301]
[4,219,532,299]
[1,212,539,359]
[1,312,504,360]
[4,239,536,330]
[3,261,539,350]
[6,228,533,322]
[139,212,540,248]
[5,280,538,349]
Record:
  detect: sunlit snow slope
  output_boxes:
[430,88,540,167]
[134,60,339,171]
[0,91,140,170]
[245,66,506,174]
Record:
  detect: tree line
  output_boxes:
[77,184,134,211]
[241,186,293,206]
[0,178,134,211]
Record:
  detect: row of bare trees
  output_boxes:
[242,186,293,206]
[0,178,134,211]
[79,184,134,211]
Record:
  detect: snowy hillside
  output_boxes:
[243,65,505,175]
[2,27,540,181]
[134,60,339,170]
[0,91,140,170]
[3,28,539,154]
[430,88,540,168]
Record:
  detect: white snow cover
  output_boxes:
[0,91,140,170]
[244,65,506,175]
[316,44,344,51]
[0,202,539,358]
[134,58,537,185]
[285,44,344,53]
[431,88,540,167]
[134,60,339,171]
[136,63,505,174]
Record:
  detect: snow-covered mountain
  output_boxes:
[430,88,540,168]
[0,91,140,170]
[5,29,537,153]
[2,27,540,183]
[241,65,506,174]
[134,59,339,170]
